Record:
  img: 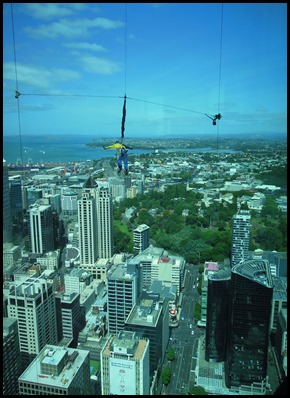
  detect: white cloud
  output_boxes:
[24,17,125,39]
[23,3,86,20]
[79,55,120,75]
[3,62,80,90]
[63,42,107,52]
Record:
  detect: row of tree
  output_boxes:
[113,183,287,259]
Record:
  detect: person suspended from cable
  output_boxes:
[103,94,132,174]
[103,141,133,175]
[205,113,222,125]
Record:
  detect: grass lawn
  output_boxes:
[90,359,100,375]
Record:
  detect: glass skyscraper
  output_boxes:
[205,269,231,362]
[225,259,273,389]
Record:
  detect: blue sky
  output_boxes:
[3,3,287,139]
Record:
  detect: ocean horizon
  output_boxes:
[3,134,239,164]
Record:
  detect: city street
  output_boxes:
[162,264,204,395]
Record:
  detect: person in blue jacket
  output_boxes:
[103,141,133,175]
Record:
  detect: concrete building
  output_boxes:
[55,291,86,347]
[231,209,251,267]
[7,275,58,370]
[61,190,79,221]
[78,189,98,265]
[42,192,61,213]
[107,262,140,335]
[96,185,114,259]
[3,242,22,268]
[199,261,220,327]
[18,344,91,395]
[28,203,55,254]
[3,318,22,395]
[132,246,186,295]
[64,268,93,294]
[36,249,60,271]
[133,224,150,255]
[124,292,169,377]
[101,331,150,395]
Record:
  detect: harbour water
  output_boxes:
[3,135,239,164]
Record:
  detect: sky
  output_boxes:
[3,3,287,139]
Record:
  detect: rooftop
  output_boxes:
[18,345,90,387]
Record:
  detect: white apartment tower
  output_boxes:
[78,189,98,265]
[7,276,58,369]
[231,209,251,267]
[101,331,150,395]
[133,224,150,254]
[96,185,114,259]
[28,203,54,254]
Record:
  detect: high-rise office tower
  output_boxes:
[225,259,273,389]
[3,159,12,242]
[28,203,54,254]
[231,209,251,267]
[3,318,22,395]
[124,292,169,377]
[78,189,98,265]
[205,269,231,362]
[55,292,86,347]
[7,275,58,369]
[96,185,114,259]
[18,344,91,395]
[25,186,43,208]
[9,174,23,234]
[61,190,78,221]
[133,224,150,255]
[107,262,140,335]
[101,331,150,395]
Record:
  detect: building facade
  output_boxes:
[28,203,55,254]
[7,276,58,369]
[107,262,140,335]
[101,331,150,395]
[61,190,79,221]
[78,189,98,265]
[225,259,273,390]
[96,185,114,259]
[55,292,86,347]
[205,269,231,362]
[124,292,169,377]
[231,209,251,267]
[3,318,22,395]
[18,344,91,395]
[133,224,150,255]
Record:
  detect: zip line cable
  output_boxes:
[120,3,127,143]
[11,3,223,147]
[216,3,224,156]
[11,3,23,166]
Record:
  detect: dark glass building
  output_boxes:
[225,259,273,389]
[205,269,231,362]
